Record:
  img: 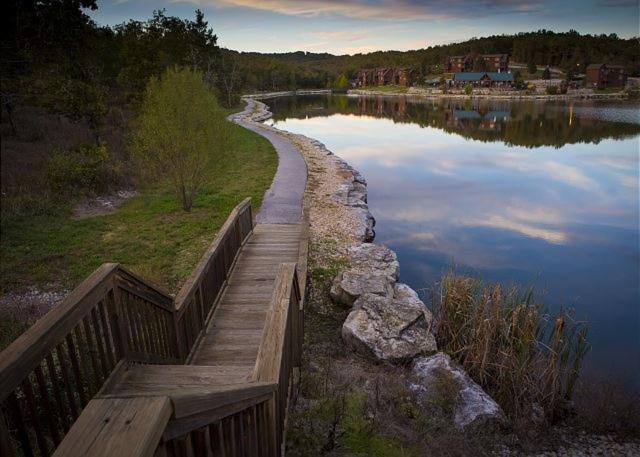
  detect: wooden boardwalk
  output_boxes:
[190,223,303,373]
[1,200,309,457]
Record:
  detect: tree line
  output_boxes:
[2,2,639,133]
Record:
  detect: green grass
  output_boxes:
[339,394,414,457]
[0,119,277,294]
[359,85,409,94]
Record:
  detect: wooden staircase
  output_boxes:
[0,199,308,457]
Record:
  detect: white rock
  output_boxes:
[410,352,505,431]
[342,284,437,363]
[330,243,398,305]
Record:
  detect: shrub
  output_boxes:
[133,67,228,211]
[47,143,109,195]
[464,84,473,95]
[546,85,558,95]
[434,273,589,421]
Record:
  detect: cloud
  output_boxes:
[206,0,544,21]
[306,30,370,42]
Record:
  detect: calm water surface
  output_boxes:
[266,95,640,385]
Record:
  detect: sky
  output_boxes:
[89,0,640,55]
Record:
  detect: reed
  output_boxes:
[433,273,589,420]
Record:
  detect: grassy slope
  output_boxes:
[359,85,409,93]
[0,119,277,295]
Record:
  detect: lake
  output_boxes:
[265,94,640,386]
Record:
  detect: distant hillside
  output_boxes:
[228,30,639,91]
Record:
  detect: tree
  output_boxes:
[59,80,108,145]
[217,51,240,107]
[332,74,349,90]
[133,67,226,211]
[514,70,525,90]
[527,61,537,74]
[542,67,551,79]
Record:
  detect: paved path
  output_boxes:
[233,100,307,224]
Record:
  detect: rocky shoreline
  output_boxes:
[235,96,640,456]
[236,96,506,431]
[348,87,629,100]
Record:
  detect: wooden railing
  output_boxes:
[155,263,303,457]
[175,198,253,361]
[0,264,177,457]
[0,198,255,457]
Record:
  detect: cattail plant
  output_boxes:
[433,272,589,421]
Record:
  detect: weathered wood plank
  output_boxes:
[52,397,172,457]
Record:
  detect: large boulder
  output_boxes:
[348,243,398,280]
[410,353,505,431]
[341,284,437,363]
[330,243,398,306]
[330,271,393,306]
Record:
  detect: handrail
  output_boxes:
[0,263,177,456]
[0,198,255,457]
[52,381,278,456]
[151,263,302,457]
[0,198,308,457]
[174,197,253,360]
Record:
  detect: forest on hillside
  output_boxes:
[2,2,639,121]
[234,30,640,91]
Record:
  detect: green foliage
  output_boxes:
[339,394,413,456]
[59,79,108,144]
[546,85,558,95]
[1,117,277,293]
[527,61,538,74]
[332,74,349,90]
[133,67,227,211]
[513,70,526,89]
[464,84,473,95]
[47,143,109,195]
[542,67,551,79]
[287,393,414,457]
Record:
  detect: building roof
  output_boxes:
[454,72,514,82]
[482,54,508,58]
[586,64,605,70]
[488,72,514,81]
[453,110,482,119]
[454,72,487,81]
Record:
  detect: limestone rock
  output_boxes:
[410,353,505,431]
[330,271,393,307]
[355,209,376,242]
[341,284,437,363]
[330,243,397,305]
[348,243,399,281]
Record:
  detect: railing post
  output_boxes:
[110,275,130,361]
[266,394,279,457]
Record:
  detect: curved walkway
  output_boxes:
[232,99,307,224]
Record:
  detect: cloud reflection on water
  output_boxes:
[269,96,640,383]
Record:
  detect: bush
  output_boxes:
[133,67,228,211]
[434,273,589,421]
[464,84,473,95]
[47,143,109,195]
[546,85,558,95]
